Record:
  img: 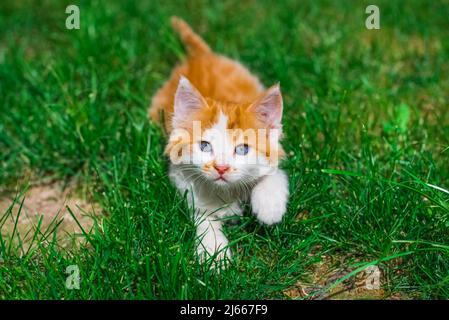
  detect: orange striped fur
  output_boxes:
[149,16,285,163]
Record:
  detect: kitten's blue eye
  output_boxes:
[199,141,213,153]
[235,144,249,155]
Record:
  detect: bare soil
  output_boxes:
[0,181,101,250]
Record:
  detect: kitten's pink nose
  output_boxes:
[214,164,230,175]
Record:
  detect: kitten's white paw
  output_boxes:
[196,218,231,268]
[251,170,289,226]
[251,189,286,225]
[197,244,231,263]
[197,239,231,270]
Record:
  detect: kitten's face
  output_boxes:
[166,77,284,187]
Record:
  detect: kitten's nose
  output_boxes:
[214,164,230,175]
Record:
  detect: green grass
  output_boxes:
[1,0,449,299]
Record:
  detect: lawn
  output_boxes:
[1,0,449,299]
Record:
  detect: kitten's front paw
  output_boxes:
[196,229,232,269]
[251,190,286,225]
[197,245,232,266]
[251,171,289,225]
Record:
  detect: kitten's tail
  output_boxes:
[171,16,211,56]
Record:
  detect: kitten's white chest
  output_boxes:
[169,164,249,216]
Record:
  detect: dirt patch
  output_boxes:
[0,181,101,250]
[284,254,406,300]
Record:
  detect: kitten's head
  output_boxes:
[166,76,285,187]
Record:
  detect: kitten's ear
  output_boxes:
[173,76,206,128]
[248,84,283,128]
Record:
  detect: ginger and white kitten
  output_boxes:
[149,17,289,264]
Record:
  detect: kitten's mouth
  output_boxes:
[214,176,228,182]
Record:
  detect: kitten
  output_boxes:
[149,17,289,264]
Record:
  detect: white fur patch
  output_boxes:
[251,169,289,225]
